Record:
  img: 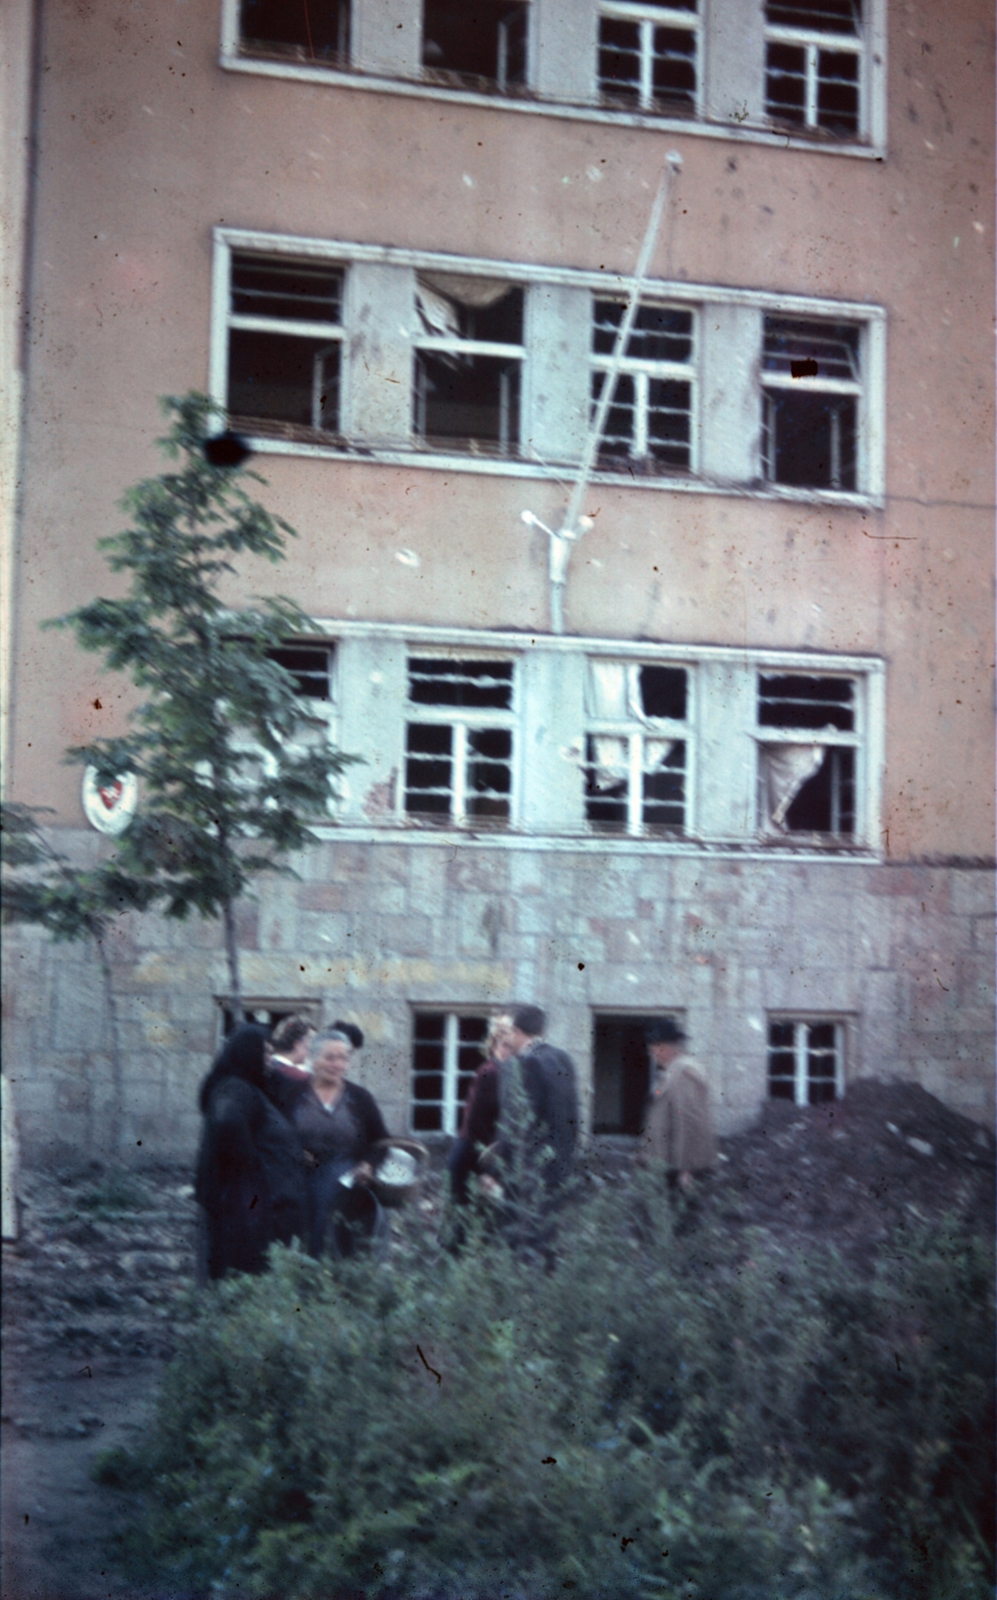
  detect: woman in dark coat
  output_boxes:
[195,1024,308,1281]
[290,1028,390,1257]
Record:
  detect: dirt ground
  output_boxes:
[2,1078,993,1600]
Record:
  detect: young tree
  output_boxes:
[1,802,152,1157]
[49,392,357,1022]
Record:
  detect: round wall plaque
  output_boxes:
[81,768,138,835]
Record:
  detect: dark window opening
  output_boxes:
[781,746,854,833]
[415,353,520,454]
[408,658,514,710]
[411,1011,489,1133]
[639,665,688,720]
[266,646,333,700]
[466,728,513,818]
[593,1013,682,1135]
[232,255,343,324]
[417,279,523,345]
[759,675,854,731]
[765,0,861,35]
[219,1000,318,1039]
[766,41,860,135]
[593,373,692,471]
[584,737,686,833]
[229,332,341,434]
[239,0,350,64]
[762,389,856,490]
[405,724,453,819]
[768,1018,841,1105]
[598,17,697,113]
[422,0,528,92]
[642,744,686,831]
[593,301,694,363]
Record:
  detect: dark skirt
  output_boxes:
[307,1159,387,1259]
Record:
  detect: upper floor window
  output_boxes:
[403,657,516,827]
[584,660,689,835]
[414,275,524,457]
[756,674,857,838]
[765,0,862,137]
[224,0,884,154]
[214,233,885,504]
[422,0,529,93]
[761,317,861,492]
[598,1,700,115]
[266,644,334,702]
[227,254,344,443]
[591,300,695,475]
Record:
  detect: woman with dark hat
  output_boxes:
[638,1018,717,1192]
[194,1024,308,1280]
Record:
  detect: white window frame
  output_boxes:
[410,1007,491,1136]
[753,668,868,845]
[211,230,886,507]
[219,0,886,158]
[764,7,866,140]
[760,315,868,495]
[767,1015,847,1105]
[400,651,520,829]
[597,1,703,117]
[584,659,694,836]
[591,296,698,475]
[413,283,526,457]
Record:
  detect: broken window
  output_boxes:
[411,1010,490,1133]
[757,674,857,837]
[404,657,515,826]
[768,1018,843,1104]
[266,645,334,701]
[218,997,320,1041]
[584,659,689,834]
[414,274,524,456]
[761,317,860,491]
[592,300,695,474]
[422,0,528,93]
[593,1013,682,1134]
[598,0,699,114]
[227,254,344,440]
[239,0,350,64]
[765,0,862,136]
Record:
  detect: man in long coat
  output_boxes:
[638,1017,717,1191]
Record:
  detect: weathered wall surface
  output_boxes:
[4,839,992,1166]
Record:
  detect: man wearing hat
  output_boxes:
[638,1018,716,1192]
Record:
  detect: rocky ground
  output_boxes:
[2,1080,993,1599]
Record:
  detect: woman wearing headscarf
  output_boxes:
[194,1023,308,1281]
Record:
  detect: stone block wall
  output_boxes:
[3,834,993,1166]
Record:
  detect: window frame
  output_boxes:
[409,1007,493,1136]
[590,297,699,476]
[583,658,695,837]
[764,3,867,141]
[597,0,703,118]
[767,1015,847,1105]
[753,669,866,845]
[220,0,886,158]
[400,651,520,829]
[412,280,526,458]
[760,315,867,495]
[211,230,886,507]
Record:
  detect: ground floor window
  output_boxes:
[767,1018,844,1105]
[410,1010,490,1134]
[592,1012,682,1134]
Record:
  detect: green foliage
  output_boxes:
[75,1171,152,1215]
[122,1174,993,1600]
[1,801,151,941]
[45,393,359,995]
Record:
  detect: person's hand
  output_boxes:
[479,1174,500,1197]
[677,1170,695,1194]
[302,1149,318,1170]
[353,1161,374,1185]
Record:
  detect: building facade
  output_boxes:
[2,0,993,1162]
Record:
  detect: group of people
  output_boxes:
[195,1016,389,1281]
[194,1004,716,1282]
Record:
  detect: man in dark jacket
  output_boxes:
[501,1005,579,1188]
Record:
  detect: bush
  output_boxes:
[122,1172,993,1600]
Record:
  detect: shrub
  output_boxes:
[122,1172,993,1600]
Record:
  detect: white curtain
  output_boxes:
[586,660,651,723]
[415,273,514,339]
[763,744,825,830]
[589,735,629,791]
[644,737,675,772]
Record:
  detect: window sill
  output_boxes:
[308,821,881,861]
[241,433,882,509]
[219,51,885,161]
